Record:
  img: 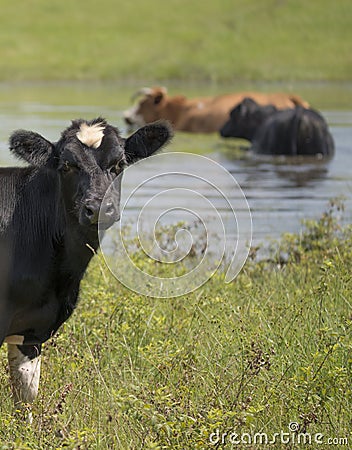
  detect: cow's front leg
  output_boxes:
[7,343,42,423]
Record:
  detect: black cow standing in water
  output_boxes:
[0,118,172,420]
[220,97,334,157]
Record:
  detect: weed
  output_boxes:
[0,201,351,448]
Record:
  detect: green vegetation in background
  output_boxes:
[0,0,351,82]
[0,200,350,448]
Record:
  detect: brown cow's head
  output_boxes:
[124,87,168,128]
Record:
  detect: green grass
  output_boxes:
[0,200,351,449]
[0,0,351,82]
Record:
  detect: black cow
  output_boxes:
[0,118,172,420]
[220,98,334,157]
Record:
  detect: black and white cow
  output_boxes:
[220,97,335,157]
[0,118,172,420]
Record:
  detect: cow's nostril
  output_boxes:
[84,205,99,225]
[85,207,94,218]
[105,202,114,215]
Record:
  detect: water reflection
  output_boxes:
[271,164,329,188]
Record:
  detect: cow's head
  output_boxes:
[220,98,277,141]
[9,118,172,229]
[124,87,168,128]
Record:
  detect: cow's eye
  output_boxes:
[62,161,70,171]
[109,160,126,175]
[109,165,118,175]
[61,161,77,173]
[119,158,128,170]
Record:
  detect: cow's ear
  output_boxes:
[9,130,56,167]
[124,121,173,164]
[154,87,167,104]
[154,93,164,105]
[241,97,258,114]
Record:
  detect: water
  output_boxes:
[0,82,351,248]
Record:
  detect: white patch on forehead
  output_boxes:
[76,122,105,149]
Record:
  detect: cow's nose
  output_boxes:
[219,124,230,138]
[124,116,133,125]
[84,199,118,227]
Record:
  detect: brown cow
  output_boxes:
[123,86,310,133]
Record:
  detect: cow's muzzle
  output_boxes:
[81,198,119,229]
[124,116,134,126]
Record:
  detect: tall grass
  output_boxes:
[0,0,351,82]
[0,200,351,449]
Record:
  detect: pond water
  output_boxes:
[0,81,351,250]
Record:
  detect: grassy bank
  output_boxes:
[0,201,351,449]
[0,0,351,82]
